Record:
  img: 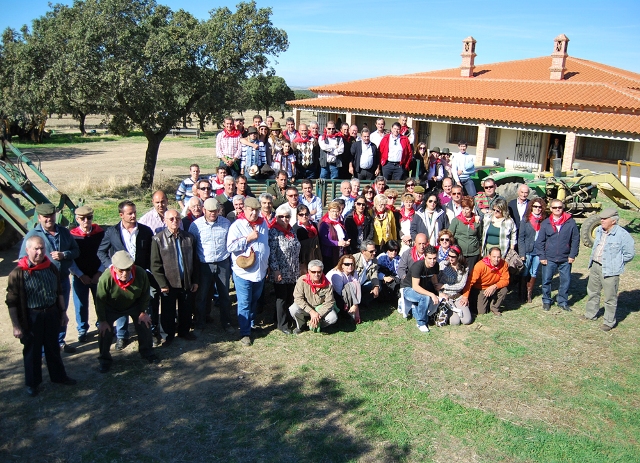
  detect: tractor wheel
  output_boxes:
[580,214,600,248]
[0,217,21,251]
[496,182,521,203]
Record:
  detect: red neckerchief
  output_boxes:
[236,211,246,220]
[482,257,502,273]
[323,129,341,139]
[321,213,342,227]
[303,272,330,294]
[283,130,298,141]
[529,213,542,232]
[352,212,365,227]
[551,212,572,233]
[263,212,277,229]
[70,224,104,237]
[292,134,311,144]
[366,200,374,209]
[399,207,414,222]
[300,222,318,238]
[222,129,241,138]
[273,222,294,239]
[386,204,396,213]
[411,247,425,263]
[429,157,439,169]
[17,255,52,274]
[245,216,264,227]
[375,210,388,219]
[456,212,476,230]
[110,265,136,291]
[350,192,359,199]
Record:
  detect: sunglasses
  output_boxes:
[551,206,563,210]
[298,212,309,217]
[427,200,436,204]
[277,215,290,219]
[355,202,366,206]
[452,192,461,196]
[440,238,450,242]
[199,187,211,190]
[77,216,93,220]
[342,262,354,267]
[493,209,501,212]
[406,183,415,187]
[532,205,542,209]
[484,185,495,189]
[309,270,322,274]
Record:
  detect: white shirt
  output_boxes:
[387,136,403,163]
[359,141,374,169]
[370,131,385,148]
[121,225,138,260]
[516,200,528,221]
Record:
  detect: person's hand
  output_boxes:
[246,227,259,243]
[273,270,282,283]
[349,165,354,175]
[474,215,480,223]
[375,168,380,176]
[430,293,439,305]
[348,305,358,314]
[338,239,350,247]
[191,284,199,293]
[540,259,547,266]
[139,312,152,328]
[251,143,259,149]
[371,286,380,298]
[50,251,64,261]
[13,325,23,339]
[309,310,320,328]
[97,321,112,335]
[458,296,469,307]
[433,283,443,291]
[383,276,394,283]
[60,311,69,326]
[161,287,170,294]
[568,257,575,264]
[483,284,497,297]
[521,256,526,261]
[80,275,92,285]
[91,271,103,285]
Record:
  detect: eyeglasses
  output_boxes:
[355,202,366,206]
[277,215,290,219]
[199,187,211,191]
[309,270,322,274]
[484,185,495,190]
[298,212,309,217]
[551,206,563,210]
[77,216,93,221]
[440,238,450,242]
[493,209,501,213]
[342,262,354,267]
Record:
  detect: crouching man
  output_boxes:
[289,260,337,334]
[95,251,158,373]
[458,246,509,316]
[400,244,440,333]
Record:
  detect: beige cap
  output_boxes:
[75,206,94,216]
[203,198,220,211]
[244,197,260,210]
[599,207,617,219]
[111,250,134,269]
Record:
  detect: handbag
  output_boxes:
[505,248,524,275]
[236,248,255,269]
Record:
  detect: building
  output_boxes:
[288,35,640,188]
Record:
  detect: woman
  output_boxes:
[293,204,322,276]
[290,260,338,334]
[272,140,297,181]
[362,185,375,210]
[319,201,350,270]
[448,196,482,271]
[436,229,456,263]
[398,193,415,254]
[423,148,443,191]
[376,240,401,301]
[518,197,547,303]
[439,148,453,179]
[268,205,301,335]
[372,194,397,250]
[480,198,517,257]
[404,178,417,196]
[437,245,471,325]
[268,122,284,177]
[410,193,448,246]
[326,254,362,324]
[344,195,374,254]
[414,142,429,179]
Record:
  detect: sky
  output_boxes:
[2,0,639,88]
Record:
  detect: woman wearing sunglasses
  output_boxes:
[344,196,374,254]
[411,193,449,247]
[326,254,362,324]
[436,229,456,263]
[480,198,517,257]
[518,198,547,303]
[437,245,471,325]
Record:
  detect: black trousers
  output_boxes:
[160,287,194,340]
[274,283,295,330]
[99,304,154,366]
[356,168,377,180]
[22,307,68,387]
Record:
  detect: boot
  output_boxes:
[526,277,536,303]
[518,276,528,301]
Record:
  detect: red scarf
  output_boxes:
[375,210,388,219]
[273,222,294,239]
[263,212,277,229]
[292,134,311,144]
[299,222,318,238]
[245,216,264,227]
[110,265,136,291]
[70,224,104,237]
[283,130,298,141]
[551,212,572,233]
[222,129,241,138]
[399,207,414,222]
[386,204,396,213]
[321,213,342,227]
[350,192,359,199]
[17,255,52,274]
[352,212,366,227]
[235,211,246,220]
[303,272,330,294]
[366,200,374,210]
[482,257,502,273]
[323,129,341,139]
[529,213,542,232]
[456,212,476,230]
[411,247,425,263]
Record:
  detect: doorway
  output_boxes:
[545,134,566,171]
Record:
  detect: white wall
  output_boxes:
[576,141,640,192]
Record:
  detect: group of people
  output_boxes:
[6,115,635,398]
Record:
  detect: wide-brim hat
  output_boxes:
[270,122,282,130]
[430,147,441,154]
[441,148,451,155]
[247,126,258,135]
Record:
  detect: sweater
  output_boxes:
[461,259,509,298]
[95,265,150,321]
[448,217,482,257]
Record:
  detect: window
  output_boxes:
[576,137,629,163]
[417,121,430,146]
[448,124,498,148]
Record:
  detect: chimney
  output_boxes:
[549,34,569,80]
[460,36,477,78]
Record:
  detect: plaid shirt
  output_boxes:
[216,131,242,161]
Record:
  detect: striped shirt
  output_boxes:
[24,267,58,308]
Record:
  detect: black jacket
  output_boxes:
[98,222,154,270]
[508,198,529,231]
[344,211,374,254]
[350,140,379,174]
[534,216,579,263]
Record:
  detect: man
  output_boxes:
[182,197,203,230]
[139,190,176,234]
[234,116,248,137]
[284,186,300,225]
[97,200,155,349]
[259,193,276,227]
[195,179,214,203]
[350,178,361,198]
[336,180,355,218]
[216,116,243,178]
[459,246,510,316]
[353,240,381,307]
[451,140,476,196]
[289,260,337,334]
[438,177,454,206]
[266,170,288,208]
[176,164,202,213]
[292,123,318,180]
[445,185,464,223]
[189,198,233,332]
[252,114,263,127]
[235,175,255,198]
[216,175,236,216]
[400,244,439,332]
[318,120,344,179]
[373,176,387,195]
[351,128,380,180]
[413,185,425,211]
[425,147,443,190]
[227,195,245,222]
[19,203,80,353]
[398,233,428,280]
[535,199,579,311]
[151,209,199,345]
[266,115,275,128]
[340,123,357,178]
[7,236,77,396]
[508,184,531,231]
[95,251,157,373]
[283,117,298,141]
[210,166,227,195]
[379,122,412,180]
[240,127,266,176]
[299,179,323,223]
[474,178,502,219]
[369,117,386,148]
[548,137,564,160]
[69,206,105,343]
[583,208,635,331]
[398,115,415,146]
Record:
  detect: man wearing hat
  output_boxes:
[413,185,425,210]
[19,203,80,353]
[69,205,105,342]
[216,116,243,179]
[189,197,234,332]
[439,148,453,179]
[425,147,444,190]
[95,250,157,372]
[583,208,635,331]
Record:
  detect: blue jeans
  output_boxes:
[71,276,96,337]
[403,287,437,326]
[233,272,265,336]
[541,260,572,306]
[319,163,339,179]
[382,162,406,180]
[523,254,540,278]
[57,274,71,345]
[299,166,318,179]
[460,177,477,196]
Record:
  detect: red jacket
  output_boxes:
[378,134,412,170]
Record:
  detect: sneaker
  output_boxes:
[293,328,304,335]
[279,328,292,335]
[152,333,163,347]
[240,336,252,346]
[115,338,126,351]
[61,344,77,353]
[417,324,430,333]
[580,315,595,321]
[542,303,551,311]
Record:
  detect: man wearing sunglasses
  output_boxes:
[474,178,502,219]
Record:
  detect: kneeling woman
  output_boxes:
[326,254,362,324]
[437,245,471,325]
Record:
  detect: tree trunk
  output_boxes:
[182,115,188,129]
[265,107,269,116]
[140,131,166,189]
[197,112,206,132]
[78,112,86,136]
[281,109,285,118]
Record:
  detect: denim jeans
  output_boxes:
[299,166,318,180]
[523,254,540,278]
[541,260,572,306]
[319,163,339,179]
[71,276,96,337]
[233,272,265,336]
[57,274,71,345]
[403,287,437,326]
[460,177,477,197]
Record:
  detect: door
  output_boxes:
[514,130,543,170]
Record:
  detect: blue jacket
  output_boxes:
[588,224,635,277]
[534,216,579,263]
[19,224,80,276]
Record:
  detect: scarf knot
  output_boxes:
[17,256,52,274]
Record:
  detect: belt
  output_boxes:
[29,304,57,312]
[387,161,400,165]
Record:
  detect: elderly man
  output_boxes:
[259,193,276,227]
[373,176,387,195]
[216,175,236,216]
[299,179,323,223]
[398,233,428,280]
[216,116,243,178]
[336,180,355,218]
[318,120,344,179]
[7,236,77,396]
[266,169,288,208]
[369,117,386,148]
[182,197,203,230]
[353,240,381,306]
[583,208,635,331]
[508,184,531,231]
[398,115,415,146]
[151,209,199,345]
[19,203,80,353]
[176,164,202,213]
[97,200,155,350]
[459,246,510,316]
[69,206,105,343]
[189,198,233,332]
[227,195,246,222]
[535,199,579,311]
[351,128,380,180]
[289,259,337,334]
[474,178,502,219]
[438,177,454,206]
[140,190,176,234]
[400,244,439,332]
[292,123,318,180]
[95,251,157,372]
[227,197,270,346]
[379,122,412,180]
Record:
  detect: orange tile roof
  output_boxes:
[289,96,640,134]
